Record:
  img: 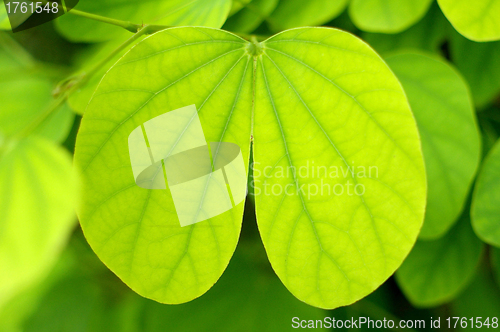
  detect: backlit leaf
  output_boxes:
[223,0,279,33]
[386,52,481,239]
[253,28,426,309]
[75,26,427,309]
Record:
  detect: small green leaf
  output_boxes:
[396,213,483,307]
[0,137,78,310]
[386,52,481,240]
[0,4,33,30]
[438,0,500,42]
[268,0,349,31]
[450,32,500,109]
[349,0,433,33]
[223,0,279,33]
[472,139,500,247]
[362,3,451,56]
[254,28,426,309]
[55,0,232,42]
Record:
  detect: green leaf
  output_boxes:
[253,28,426,309]
[75,26,427,309]
[450,32,500,109]
[396,213,483,307]
[268,0,349,31]
[349,0,433,33]
[75,27,253,305]
[452,263,500,317]
[385,52,481,240]
[0,136,78,310]
[472,139,500,247]
[437,0,500,42]
[229,0,253,16]
[55,0,232,42]
[223,0,279,33]
[362,3,451,56]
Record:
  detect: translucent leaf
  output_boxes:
[0,137,78,310]
[472,139,500,247]
[75,27,426,308]
[55,0,232,42]
[386,52,481,239]
[253,28,426,309]
[268,0,349,31]
[349,0,433,33]
[438,0,500,42]
[396,214,483,307]
[75,27,253,305]
[450,31,500,109]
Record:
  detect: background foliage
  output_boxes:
[1,0,500,330]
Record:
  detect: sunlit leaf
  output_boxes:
[438,0,500,42]
[268,0,349,31]
[75,27,253,305]
[471,139,500,247]
[396,213,483,307]
[75,26,426,309]
[349,0,433,33]
[253,28,426,309]
[0,136,78,310]
[386,52,481,239]
[55,0,232,42]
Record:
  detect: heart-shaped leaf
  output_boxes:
[438,0,500,42]
[75,26,426,308]
[385,52,481,239]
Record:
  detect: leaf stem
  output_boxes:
[67,8,142,34]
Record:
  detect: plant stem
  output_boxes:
[68,8,142,33]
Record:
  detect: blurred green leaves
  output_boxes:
[268,0,348,31]
[349,0,433,33]
[0,136,78,310]
[55,0,232,42]
[396,213,483,307]
[472,139,500,247]
[386,52,481,240]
